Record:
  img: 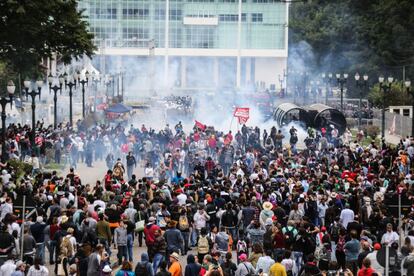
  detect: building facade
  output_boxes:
[79,0,289,95]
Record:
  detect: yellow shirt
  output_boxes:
[168,261,182,276]
[269,262,287,276]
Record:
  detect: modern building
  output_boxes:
[78,0,289,95]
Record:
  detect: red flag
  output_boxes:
[234,107,250,124]
[195,120,206,131]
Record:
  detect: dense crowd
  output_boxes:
[1,118,414,276]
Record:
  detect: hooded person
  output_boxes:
[134,252,154,276]
[259,202,274,226]
[185,254,201,276]
[144,217,161,260]
[123,201,137,223]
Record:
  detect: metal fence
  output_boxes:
[373,109,412,137]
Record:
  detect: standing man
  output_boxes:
[30,216,47,264]
[126,151,136,181]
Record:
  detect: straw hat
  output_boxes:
[262,201,273,211]
[170,252,180,261]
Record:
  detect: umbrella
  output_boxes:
[105,103,132,113]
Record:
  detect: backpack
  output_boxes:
[178,215,189,231]
[222,261,235,276]
[134,262,149,275]
[60,236,73,258]
[330,223,342,242]
[198,235,209,254]
[284,227,296,246]
[237,240,247,254]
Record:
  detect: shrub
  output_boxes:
[364,125,380,139]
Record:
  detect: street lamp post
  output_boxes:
[48,74,64,129]
[336,73,348,112]
[64,72,78,127]
[77,71,90,118]
[23,79,43,144]
[91,72,100,112]
[322,73,333,105]
[1,81,16,162]
[379,76,394,139]
[354,73,369,129]
[405,80,413,137]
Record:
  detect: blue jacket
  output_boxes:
[344,239,360,261]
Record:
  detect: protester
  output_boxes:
[1,119,414,276]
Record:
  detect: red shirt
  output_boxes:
[50,224,60,240]
[144,223,160,245]
[357,267,375,276]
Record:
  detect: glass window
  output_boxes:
[122,8,149,19]
[154,8,165,20]
[219,14,246,22]
[251,13,263,22]
[169,9,182,20]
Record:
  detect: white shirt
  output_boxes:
[177,193,187,206]
[381,231,399,246]
[340,208,354,228]
[0,203,13,221]
[193,211,210,230]
[0,260,16,276]
[27,265,49,276]
[256,256,275,274]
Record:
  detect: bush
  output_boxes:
[363,125,380,139]
[8,159,33,180]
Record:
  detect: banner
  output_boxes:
[195,120,206,131]
[233,107,250,124]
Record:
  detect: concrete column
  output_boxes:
[181,57,186,88]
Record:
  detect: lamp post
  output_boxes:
[64,72,77,127]
[405,80,413,137]
[336,73,348,112]
[354,73,369,129]
[379,76,394,139]
[77,71,90,118]
[91,72,100,112]
[23,79,43,144]
[1,81,15,162]
[322,73,333,105]
[48,74,64,129]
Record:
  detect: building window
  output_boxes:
[253,0,277,2]
[93,8,117,20]
[169,9,182,20]
[219,14,246,22]
[251,13,263,22]
[155,8,165,20]
[122,8,149,19]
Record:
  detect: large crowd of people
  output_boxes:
[0,118,414,276]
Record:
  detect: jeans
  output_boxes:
[181,232,190,254]
[127,165,134,180]
[127,234,133,262]
[48,240,56,263]
[99,238,111,256]
[292,251,303,276]
[153,253,164,273]
[36,243,45,264]
[117,245,128,265]
[191,228,199,247]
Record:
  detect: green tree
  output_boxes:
[289,0,414,82]
[0,0,95,77]
[368,81,412,107]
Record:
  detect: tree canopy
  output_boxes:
[0,0,95,78]
[289,0,414,81]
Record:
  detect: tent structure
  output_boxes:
[105,103,132,113]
